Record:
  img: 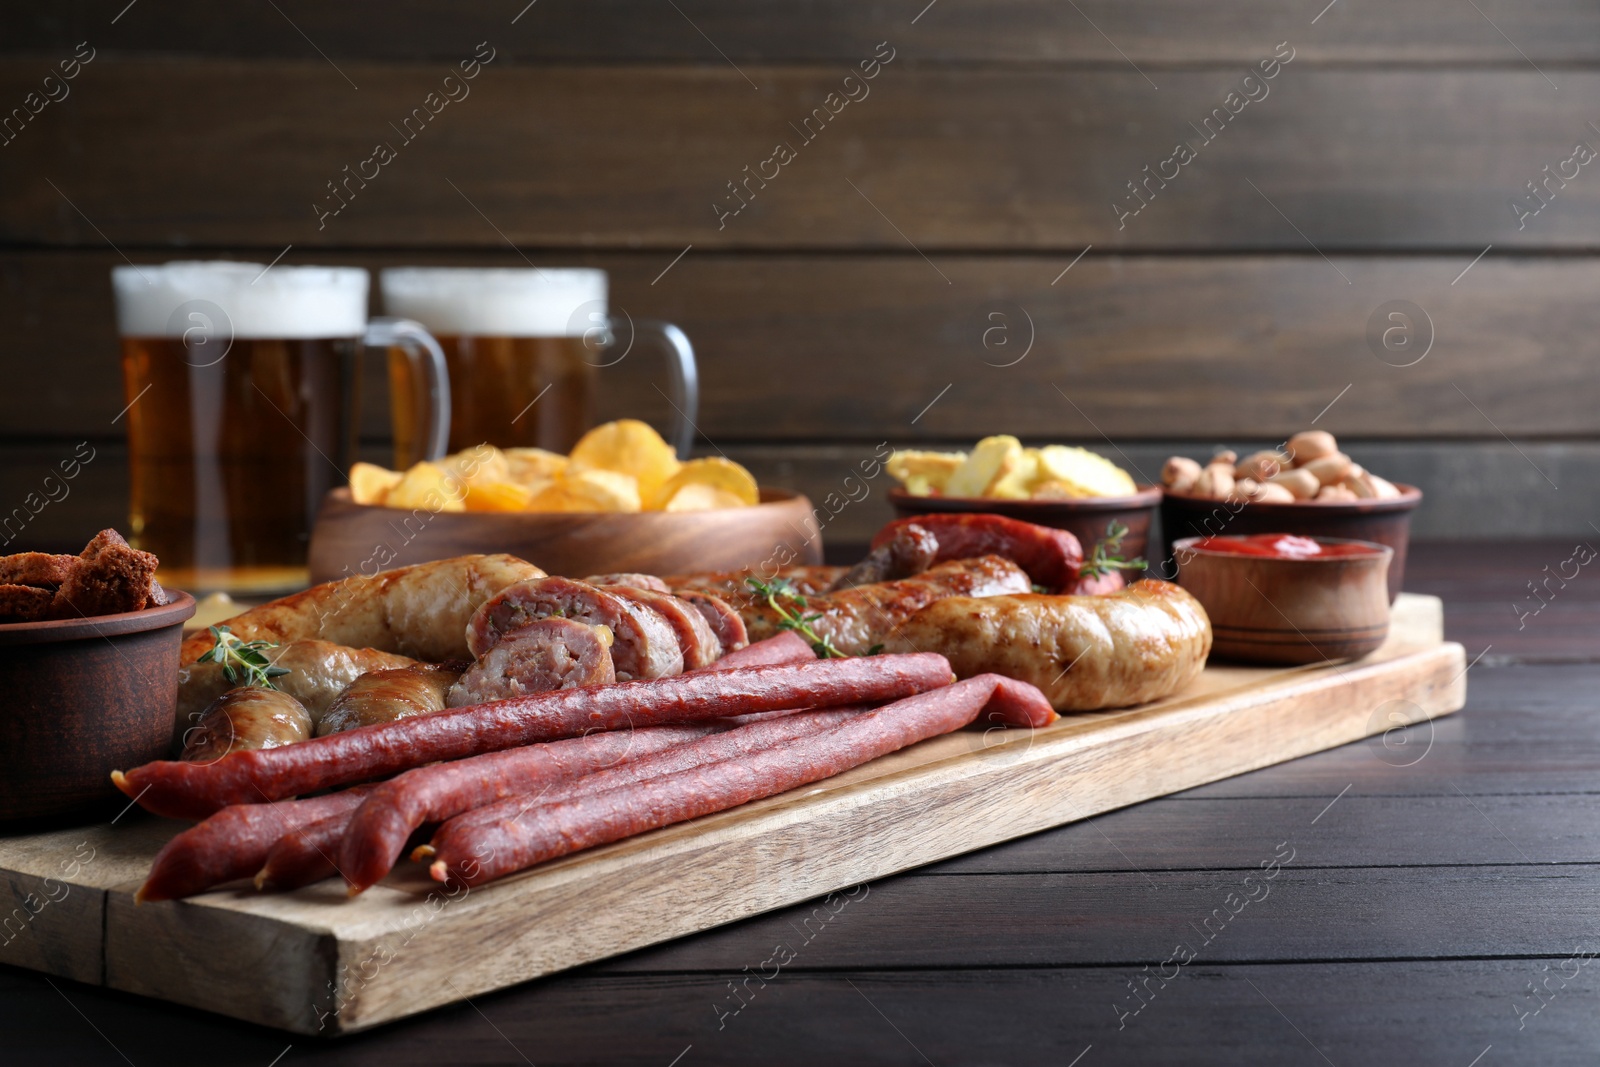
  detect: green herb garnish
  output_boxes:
[196,625,291,689]
[745,577,847,659]
[1078,520,1149,580]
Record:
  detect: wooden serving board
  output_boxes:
[0,594,1465,1035]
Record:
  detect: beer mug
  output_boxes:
[113,262,450,595]
[379,267,698,462]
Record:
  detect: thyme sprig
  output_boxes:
[745,576,848,659]
[196,625,291,689]
[1078,520,1149,580]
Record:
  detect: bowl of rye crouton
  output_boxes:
[0,530,194,823]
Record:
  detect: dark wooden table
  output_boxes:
[6,540,1598,1066]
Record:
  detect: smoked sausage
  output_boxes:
[425,675,1051,887]
[113,653,956,819]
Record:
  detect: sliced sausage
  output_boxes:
[599,584,719,669]
[673,590,749,654]
[316,664,463,737]
[446,617,616,707]
[468,576,681,681]
[181,687,313,763]
[581,573,671,593]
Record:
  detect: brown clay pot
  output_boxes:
[0,591,195,824]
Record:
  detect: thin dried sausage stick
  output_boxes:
[113,654,954,819]
[426,675,1051,887]
[415,706,869,848]
[692,631,815,673]
[135,786,372,902]
[336,724,719,892]
[253,811,352,892]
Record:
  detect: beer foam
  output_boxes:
[379,268,607,336]
[112,262,369,339]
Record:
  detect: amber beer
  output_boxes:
[381,268,607,460]
[114,263,369,594]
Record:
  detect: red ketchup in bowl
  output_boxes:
[1190,534,1382,559]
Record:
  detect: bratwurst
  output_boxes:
[879,580,1211,712]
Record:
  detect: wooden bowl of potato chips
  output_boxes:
[308,420,824,582]
[885,435,1161,565]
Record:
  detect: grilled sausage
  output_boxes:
[741,556,1032,655]
[113,654,955,819]
[178,554,545,666]
[667,564,847,607]
[316,664,463,737]
[426,675,1053,888]
[446,617,616,707]
[177,640,418,731]
[879,580,1212,712]
[181,687,313,763]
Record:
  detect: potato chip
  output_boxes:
[386,462,466,512]
[436,445,510,487]
[1035,445,1137,497]
[349,462,403,505]
[663,483,747,511]
[886,450,967,494]
[652,457,759,509]
[464,480,535,512]
[504,447,569,488]
[568,419,681,502]
[988,449,1041,499]
[945,435,1022,497]
[1030,479,1086,501]
[530,469,642,513]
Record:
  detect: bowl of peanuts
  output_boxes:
[1158,430,1422,602]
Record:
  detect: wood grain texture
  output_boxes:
[0,818,176,983]
[10,1,1600,63]
[6,440,1600,554]
[306,487,825,584]
[5,251,1600,443]
[6,63,1600,250]
[8,959,1596,1067]
[0,598,1461,1032]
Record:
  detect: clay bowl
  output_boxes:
[1174,536,1392,666]
[1160,484,1422,603]
[888,486,1163,562]
[309,487,824,584]
[0,591,196,824]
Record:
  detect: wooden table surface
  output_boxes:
[5,539,1597,1066]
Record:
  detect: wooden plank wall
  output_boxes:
[2,0,1596,549]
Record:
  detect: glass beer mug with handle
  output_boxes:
[380,267,698,461]
[113,262,450,595]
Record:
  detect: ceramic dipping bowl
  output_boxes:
[1174,534,1392,666]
